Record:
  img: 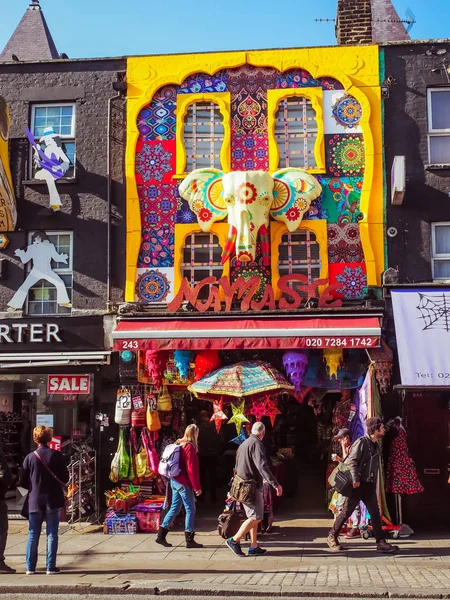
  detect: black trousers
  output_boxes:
[0,500,8,563]
[331,482,383,542]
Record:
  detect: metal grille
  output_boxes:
[278,230,321,294]
[184,102,224,171]
[182,233,223,300]
[275,97,318,169]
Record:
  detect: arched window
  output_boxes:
[278,230,321,295]
[184,102,224,172]
[275,96,318,169]
[182,232,223,300]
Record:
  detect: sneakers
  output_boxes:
[376,540,399,554]
[46,567,61,575]
[0,563,16,574]
[226,537,246,557]
[26,571,35,575]
[327,533,343,552]
[248,546,267,556]
[345,528,361,539]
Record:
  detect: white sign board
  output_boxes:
[36,413,54,427]
[392,289,450,386]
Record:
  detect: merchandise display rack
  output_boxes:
[0,412,22,487]
[67,442,98,523]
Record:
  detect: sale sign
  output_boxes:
[47,375,90,395]
[48,436,62,451]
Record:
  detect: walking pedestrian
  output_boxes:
[20,426,69,575]
[156,424,203,549]
[226,422,283,557]
[327,417,399,554]
[0,441,15,573]
[331,428,361,538]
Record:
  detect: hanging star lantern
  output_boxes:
[248,398,269,421]
[230,426,248,446]
[228,400,250,435]
[210,399,228,433]
[266,399,281,427]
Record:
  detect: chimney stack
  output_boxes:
[335,0,373,45]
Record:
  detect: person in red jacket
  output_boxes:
[156,424,203,549]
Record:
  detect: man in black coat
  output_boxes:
[0,441,15,573]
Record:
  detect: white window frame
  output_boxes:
[25,230,74,316]
[426,88,450,165]
[29,103,76,179]
[431,222,450,282]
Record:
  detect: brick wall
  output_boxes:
[0,59,126,314]
[384,43,450,283]
[336,0,373,45]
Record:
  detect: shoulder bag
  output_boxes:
[229,473,257,504]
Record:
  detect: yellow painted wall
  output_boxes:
[126,46,383,302]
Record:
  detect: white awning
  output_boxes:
[0,351,111,369]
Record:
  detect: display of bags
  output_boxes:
[142,427,160,474]
[218,502,242,539]
[115,387,132,425]
[146,392,161,431]
[157,386,172,412]
[229,474,257,504]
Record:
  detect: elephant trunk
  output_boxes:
[235,210,255,263]
[221,225,237,266]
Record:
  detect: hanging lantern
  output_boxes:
[174,350,193,381]
[323,348,343,379]
[248,398,269,421]
[368,340,394,394]
[282,351,308,392]
[194,350,221,381]
[145,350,167,389]
[228,400,250,435]
[293,386,313,405]
[210,399,228,433]
[265,398,281,427]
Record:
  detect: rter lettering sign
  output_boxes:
[47,375,90,395]
[0,322,62,343]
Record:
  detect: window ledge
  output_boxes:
[425,164,450,171]
[22,177,78,186]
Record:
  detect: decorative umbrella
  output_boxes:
[188,360,294,399]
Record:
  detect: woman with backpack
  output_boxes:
[156,424,203,549]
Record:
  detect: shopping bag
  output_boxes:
[118,429,130,480]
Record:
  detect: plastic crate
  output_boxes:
[104,515,137,535]
[136,510,161,532]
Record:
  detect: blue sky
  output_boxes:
[1,0,449,59]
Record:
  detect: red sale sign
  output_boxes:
[47,375,90,395]
[48,436,62,451]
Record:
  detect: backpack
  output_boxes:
[158,443,182,479]
[218,502,242,539]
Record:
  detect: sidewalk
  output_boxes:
[2,517,450,598]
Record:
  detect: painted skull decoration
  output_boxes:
[282,350,309,392]
[179,168,322,266]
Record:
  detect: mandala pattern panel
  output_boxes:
[331,94,362,130]
[138,226,174,268]
[227,65,277,94]
[231,90,268,135]
[327,223,365,263]
[329,262,367,299]
[231,134,269,171]
[137,86,177,141]
[178,71,227,94]
[276,69,318,89]
[176,196,197,224]
[138,182,178,230]
[230,258,271,303]
[135,140,175,184]
[135,268,173,303]
[326,134,365,177]
[319,177,363,223]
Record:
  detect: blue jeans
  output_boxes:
[26,508,61,572]
[161,480,196,532]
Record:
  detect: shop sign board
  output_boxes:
[47,375,90,395]
[36,414,54,427]
[168,274,343,313]
[48,436,62,451]
[0,322,62,344]
[392,289,450,386]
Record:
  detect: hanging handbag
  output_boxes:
[118,429,130,480]
[142,427,160,474]
[218,501,242,539]
[110,432,122,483]
[146,393,161,431]
[135,432,149,479]
[157,385,172,412]
[115,387,132,426]
[131,396,146,428]
[229,474,257,504]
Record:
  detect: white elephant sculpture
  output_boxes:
[179,168,322,265]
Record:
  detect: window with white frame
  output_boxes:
[278,230,321,296]
[184,102,224,172]
[26,231,73,315]
[275,97,318,169]
[431,222,450,281]
[30,104,76,178]
[182,232,222,300]
[427,89,450,164]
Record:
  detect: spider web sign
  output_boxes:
[392,289,450,386]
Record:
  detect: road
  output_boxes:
[0,595,437,600]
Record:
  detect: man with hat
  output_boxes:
[331,428,361,539]
[327,417,399,554]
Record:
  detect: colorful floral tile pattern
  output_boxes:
[331,94,362,129]
[179,71,227,94]
[231,134,269,171]
[326,134,365,177]
[303,195,328,221]
[230,253,271,303]
[138,227,174,268]
[176,197,197,224]
[231,91,268,135]
[327,223,365,263]
[135,140,175,184]
[227,65,277,94]
[319,177,363,223]
[276,69,318,88]
[137,86,177,140]
[136,269,171,303]
[329,262,367,299]
[138,183,178,229]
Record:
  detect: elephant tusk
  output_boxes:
[258,224,270,267]
[221,225,237,265]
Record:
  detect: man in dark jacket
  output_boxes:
[0,441,15,573]
[226,422,282,557]
[20,426,69,575]
[327,417,399,554]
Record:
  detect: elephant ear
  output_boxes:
[270,168,322,231]
[178,168,227,231]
